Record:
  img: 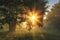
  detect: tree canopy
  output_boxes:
[0,0,48,32]
[47,2,60,30]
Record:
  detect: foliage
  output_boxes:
[0,0,48,31]
[47,2,60,30]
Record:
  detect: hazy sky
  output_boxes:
[48,0,59,11]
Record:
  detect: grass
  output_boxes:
[0,31,60,40]
[0,27,60,40]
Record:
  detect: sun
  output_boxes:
[26,9,42,25]
[31,15,35,20]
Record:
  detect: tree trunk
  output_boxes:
[9,20,16,32]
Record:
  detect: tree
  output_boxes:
[47,2,60,31]
[23,0,48,26]
[0,0,24,32]
[0,0,48,32]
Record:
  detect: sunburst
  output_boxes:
[26,9,42,25]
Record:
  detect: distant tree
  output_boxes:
[0,0,48,32]
[47,2,60,30]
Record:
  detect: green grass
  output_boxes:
[45,33,60,40]
[0,31,44,40]
[0,28,60,40]
[0,32,60,40]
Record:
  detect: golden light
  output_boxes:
[29,14,36,24]
[45,12,48,15]
[31,15,35,20]
[43,12,48,20]
[26,9,42,25]
[43,16,46,20]
[22,22,27,28]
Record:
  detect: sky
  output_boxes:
[48,0,59,11]
[44,0,59,19]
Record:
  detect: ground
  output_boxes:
[0,26,60,40]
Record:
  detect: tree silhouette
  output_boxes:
[47,2,60,30]
[0,0,48,32]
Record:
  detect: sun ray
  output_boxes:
[26,9,42,26]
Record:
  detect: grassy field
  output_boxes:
[0,27,60,40]
[0,31,60,40]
